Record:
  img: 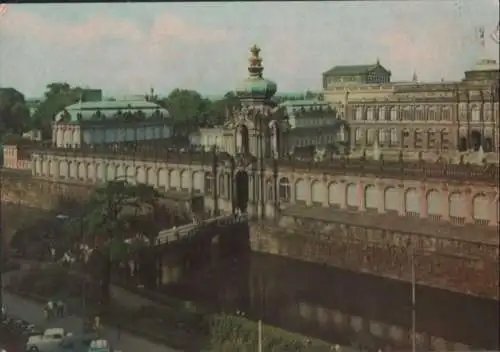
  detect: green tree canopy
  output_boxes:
[0,87,31,136]
[32,82,84,139]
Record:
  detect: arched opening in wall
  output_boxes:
[470,130,482,151]
[278,177,290,202]
[235,171,249,213]
[472,193,490,225]
[458,137,467,152]
[483,136,493,152]
[236,125,250,154]
[204,172,213,195]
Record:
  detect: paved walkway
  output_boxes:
[2,272,180,352]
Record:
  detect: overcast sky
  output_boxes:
[0,1,498,99]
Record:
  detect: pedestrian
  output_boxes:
[56,299,64,317]
[47,300,54,320]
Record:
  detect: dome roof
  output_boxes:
[237,77,277,99]
[235,45,277,100]
[54,99,169,123]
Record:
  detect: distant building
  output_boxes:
[278,99,346,150]
[52,100,171,148]
[322,58,499,162]
[323,59,392,88]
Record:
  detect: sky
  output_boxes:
[0,1,499,99]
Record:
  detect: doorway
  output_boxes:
[470,130,482,151]
[235,171,249,213]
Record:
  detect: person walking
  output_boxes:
[47,300,54,320]
[56,299,64,318]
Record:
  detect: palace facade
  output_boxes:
[323,59,500,161]
[52,99,171,148]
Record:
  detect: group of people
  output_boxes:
[43,300,65,321]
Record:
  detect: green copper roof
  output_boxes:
[237,77,277,99]
[235,45,278,100]
[54,100,169,123]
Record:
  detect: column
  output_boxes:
[322,181,329,207]
[398,184,406,216]
[419,184,428,218]
[441,186,450,221]
[306,178,313,206]
[377,182,385,214]
[290,176,296,203]
[357,182,365,211]
[464,189,473,224]
[340,181,347,209]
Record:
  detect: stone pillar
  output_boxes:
[377,182,385,214]
[464,189,473,224]
[442,186,450,221]
[419,184,428,218]
[357,182,365,211]
[290,177,296,203]
[340,181,347,209]
[322,181,329,207]
[306,178,313,206]
[398,184,406,216]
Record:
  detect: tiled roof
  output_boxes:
[323,63,389,76]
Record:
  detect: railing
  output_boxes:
[28,143,500,183]
[155,213,249,246]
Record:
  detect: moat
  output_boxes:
[166,251,499,352]
[2,203,499,351]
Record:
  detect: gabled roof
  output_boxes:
[323,63,390,76]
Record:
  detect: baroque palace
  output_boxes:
[2,46,498,352]
[17,46,498,227]
[2,46,499,304]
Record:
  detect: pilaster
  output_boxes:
[357,182,365,211]
[464,188,473,224]
[441,184,450,221]
[419,184,428,219]
[398,184,406,216]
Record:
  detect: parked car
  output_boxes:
[25,328,69,352]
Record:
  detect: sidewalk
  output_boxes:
[2,271,180,352]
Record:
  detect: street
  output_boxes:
[1,274,180,352]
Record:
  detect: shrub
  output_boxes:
[207,314,334,351]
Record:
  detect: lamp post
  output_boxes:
[410,247,417,352]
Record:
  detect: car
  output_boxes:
[25,328,68,352]
[52,332,98,352]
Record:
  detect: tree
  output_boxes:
[32,83,83,139]
[207,91,241,127]
[79,180,162,305]
[0,88,31,136]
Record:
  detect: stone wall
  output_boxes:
[0,169,93,210]
[250,219,499,300]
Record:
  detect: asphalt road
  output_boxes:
[1,276,180,352]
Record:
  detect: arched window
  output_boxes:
[390,107,398,121]
[279,177,290,202]
[204,172,213,195]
